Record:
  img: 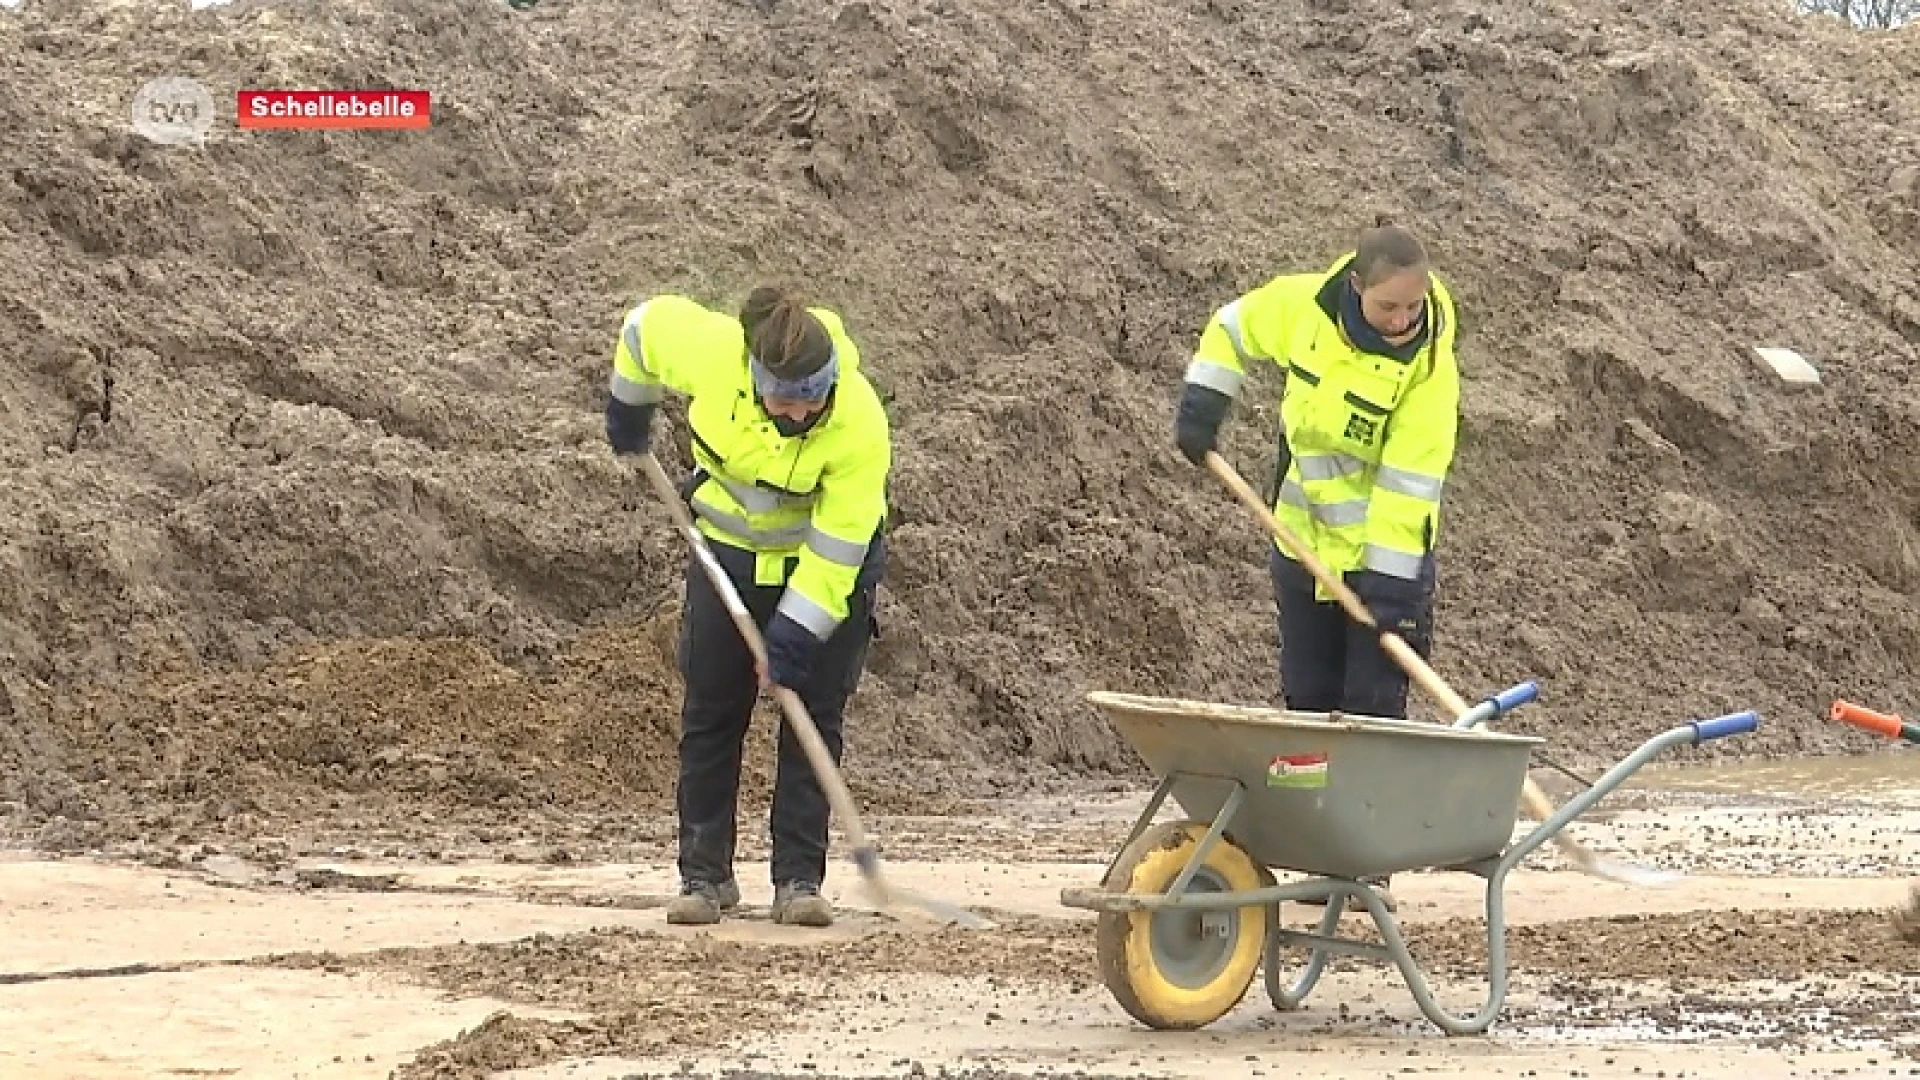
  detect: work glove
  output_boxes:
[1174,383,1231,467]
[1349,569,1426,641]
[762,608,822,692]
[606,398,655,455]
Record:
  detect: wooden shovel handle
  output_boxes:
[636,453,884,876]
[1204,452,1563,824]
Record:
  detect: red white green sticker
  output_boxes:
[1267,752,1329,788]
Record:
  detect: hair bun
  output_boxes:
[741,285,792,342]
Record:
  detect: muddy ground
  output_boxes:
[3,0,1920,1076]
[4,764,1919,1078]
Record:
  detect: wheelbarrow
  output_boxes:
[1058,683,1761,1035]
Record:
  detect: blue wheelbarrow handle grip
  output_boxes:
[1452,679,1541,730]
[1691,710,1760,743]
[1489,681,1539,714]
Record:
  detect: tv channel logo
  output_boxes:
[131,76,217,147]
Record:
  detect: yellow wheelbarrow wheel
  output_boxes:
[1095,819,1272,1030]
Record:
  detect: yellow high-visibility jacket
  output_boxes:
[1185,253,1460,594]
[609,294,891,642]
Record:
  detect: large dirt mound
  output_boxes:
[2,0,1917,839]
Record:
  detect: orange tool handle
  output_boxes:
[1829,700,1920,744]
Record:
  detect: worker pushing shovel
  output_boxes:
[603,284,984,931]
[1171,224,1675,891]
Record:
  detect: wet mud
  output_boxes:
[283,905,1920,1079]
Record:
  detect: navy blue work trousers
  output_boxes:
[1270,546,1437,720]
[674,534,881,889]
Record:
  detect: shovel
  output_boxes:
[1204,451,1680,887]
[637,452,991,929]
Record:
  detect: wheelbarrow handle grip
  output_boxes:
[1690,710,1760,743]
[1828,700,1920,743]
[1489,681,1539,714]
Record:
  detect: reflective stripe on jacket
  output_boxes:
[609,294,892,641]
[1185,253,1461,593]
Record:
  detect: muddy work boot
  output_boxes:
[771,881,834,927]
[665,878,741,925]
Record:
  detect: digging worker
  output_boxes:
[1172,225,1461,892]
[604,285,891,930]
[1174,224,1460,718]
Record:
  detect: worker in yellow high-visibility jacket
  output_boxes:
[1175,226,1460,904]
[1176,225,1460,720]
[605,285,891,931]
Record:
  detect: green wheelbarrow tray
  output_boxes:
[1060,687,1761,1036]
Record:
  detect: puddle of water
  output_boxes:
[1620,747,1920,801]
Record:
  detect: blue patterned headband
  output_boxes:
[750,347,839,402]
